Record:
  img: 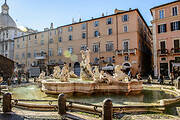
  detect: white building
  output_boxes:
[0,0,35,60]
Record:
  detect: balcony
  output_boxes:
[157,49,168,56]
[35,52,47,60]
[116,48,137,55]
[171,48,180,55]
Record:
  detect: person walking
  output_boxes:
[169,72,174,85]
[160,74,164,85]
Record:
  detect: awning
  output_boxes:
[102,66,114,70]
[173,63,180,67]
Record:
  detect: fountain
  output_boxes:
[40,49,143,95]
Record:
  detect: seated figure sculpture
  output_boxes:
[39,71,46,79]
[92,66,101,82]
[113,65,129,82]
[60,64,69,82]
[80,49,94,81]
[52,66,61,79]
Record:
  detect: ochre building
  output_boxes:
[14,9,152,76]
[151,0,180,78]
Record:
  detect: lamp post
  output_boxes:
[98,32,101,70]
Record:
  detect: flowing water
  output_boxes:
[10,85,175,105]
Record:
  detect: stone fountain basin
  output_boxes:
[41,79,143,95]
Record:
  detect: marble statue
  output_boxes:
[60,64,69,82]
[80,49,94,81]
[113,65,129,82]
[52,66,61,79]
[69,71,78,78]
[39,71,46,79]
[92,66,101,82]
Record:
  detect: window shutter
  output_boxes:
[178,21,180,30]
[158,25,160,33]
[164,24,167,32]
[171,23,173,31]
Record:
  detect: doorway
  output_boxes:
[160,63,168,76]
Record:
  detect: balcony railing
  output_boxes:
[157,49,168,56]
[116,48,137,55]
[171,48,180,54]
[35,52,47,60]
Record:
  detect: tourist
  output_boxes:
[159,74,164,85]
[169,72,174,85]
[147,75,152,84]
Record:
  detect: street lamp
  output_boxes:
[97,32,101,70]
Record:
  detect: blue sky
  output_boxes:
[0,0,175,31]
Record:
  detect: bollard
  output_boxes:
[102,98,113,120]
[58,94,66,116]
[3,93,12,113]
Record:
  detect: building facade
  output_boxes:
[14,9,152,76]
[0,0,35,60]
[151,0,180,78]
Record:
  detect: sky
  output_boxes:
[0,0,176,31]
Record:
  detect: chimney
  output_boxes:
[72,18,75,23]
[102,13,104,17]
[50,23,53,29]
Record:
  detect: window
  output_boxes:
[22,53,25,59]
[58,37,62,42]
[171,21,180,31]
[174,39,180,53]
[107,18,112,24]
[160,41,166,54]
[35,34,37,39]
[159,10,164,19]
[69,35,72,40]
[82,33,86,39]
[161,57,166,61]
[5,44,8,50]
[29,36,31,40]
[58,47,62,56]
[93,44,99,53]
[40,40,44,45]
[17,44,20,48]
[82,23,86,30]
[123,41,129,52]
[158,24,167,33]
[68,26,73,32]
[108,28,112,35]
[122,15,128,22]
[94,31,100,37]
[124,56,129,61]
[16,54,19,60]
[94,21,99,27]
[94,57,99,63]
[80,45,87,50]
[172,6,178,16]
[123,25,128,32]
[48,48,53,56]
[34,50,37,57]
[27,53,31,58]
[107,57,113,63]
[106,42,114,52]
[68,47,73,54]
[59,28,62,34]
[49,38,53,43]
